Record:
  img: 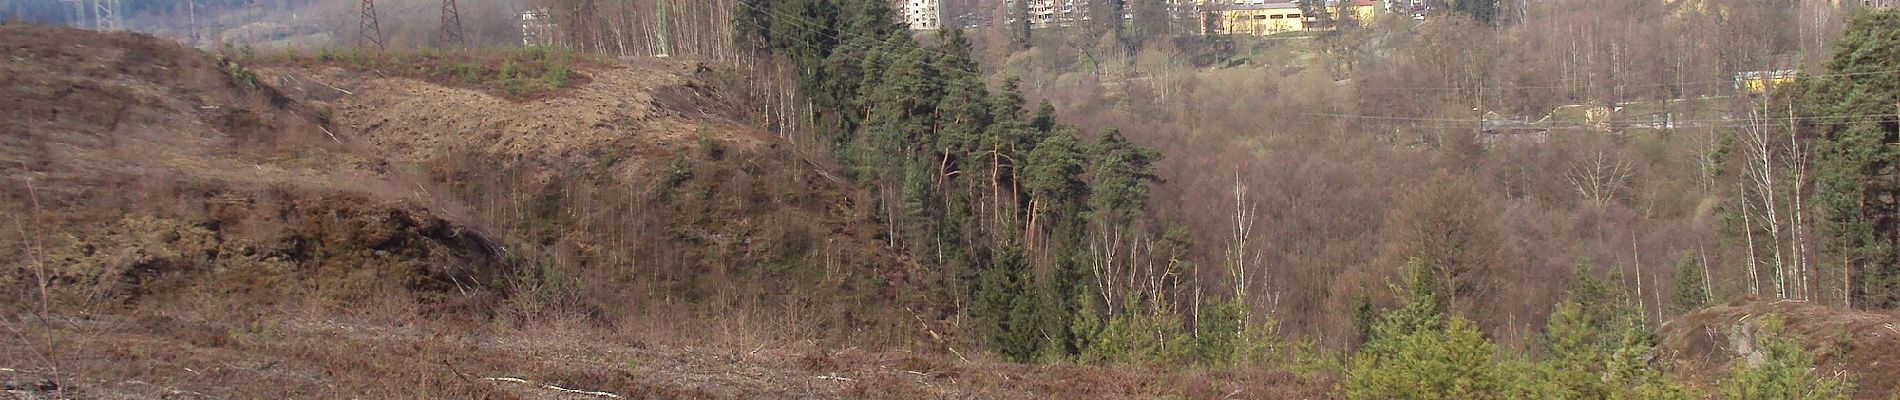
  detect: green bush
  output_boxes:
[455,62,487,84]
[1718,317,1855,400]
[224,60,260,91]
[543,65,574,87]
[499,59,521,79]
[654,155,694,199]
[1191,300,1284,367]
[1346,316,1510,400]
[1345,260,1517,399]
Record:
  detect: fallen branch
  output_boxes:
[316,80,354,96]
[945,347,970,363]
[813,373,855,382]
[318,125,342,143]
[482,377,620,398]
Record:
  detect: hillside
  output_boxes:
[0,24,513,311]
[0,25,1335,399]
[1659,298,1900,399]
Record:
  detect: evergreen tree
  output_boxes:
[980,237,1040,361]
[1808,9,1900,309]
[1532,265,1693,399]
[1347,306,1510,399]
[1669,253,1710,316]
[1600,323,1695,400]
[1349,292,1378,349]
[1031,100,1058,133]
[1446,0,1498,25]
[1534,299,1606,399]
[738,0,1163,363]
[1024,127,1090,245]
[1087,129,1163,226]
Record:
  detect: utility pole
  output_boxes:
[359,0,384,49]
[655,0,671,58]
[439,0,465,47]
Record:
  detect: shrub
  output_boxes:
[1345,260,1514,399]
[499,59,521,80]
[455,62,486,84]
[1718,317,1855,400]
[224,60,260,90]
[1345,316,1511,400]
[654,155,694,199]
[1191,299,1284,367]
[543,65,574,87]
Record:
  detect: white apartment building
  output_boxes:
[900,0,943,30]
[520,8,554,46]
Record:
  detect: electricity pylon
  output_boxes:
[440,0,465,47]
[359,0,384,49]
[90,0,120,31]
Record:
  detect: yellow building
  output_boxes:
[1734,70,1798,95]
[1205,0,1379,36]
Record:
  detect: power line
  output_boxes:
[1364,68,1900,92]
[1299,111,1899,130]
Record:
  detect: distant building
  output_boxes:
[521,8,554,46]
[899,0,942,30]
[1733,69,1798,95]
[1203,0,1377,36]
[1006,0,1121,27]
[1009,0,1082,27]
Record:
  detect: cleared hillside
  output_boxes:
[0,26,1333,398]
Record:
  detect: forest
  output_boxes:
[3,0,1899,396]
[547,0,1895,395]
[718,0,1897,395]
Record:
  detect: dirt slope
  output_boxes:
[0,25,512,310]
[0,26,1333,399]
[257,51,926,345]
[1658,297,1900,398]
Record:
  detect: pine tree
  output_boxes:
[977,237,1030,358]
[1031,100,1058,133]
[1601,323,1694,400]
[1024,127,1089,245]
[1669,253,1710,316]
[1347,314,1510,399]
[980,237,1046,361]
[1534,299,1605,399]
[1086,129,1162,226]
[1808,9,1900,309]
